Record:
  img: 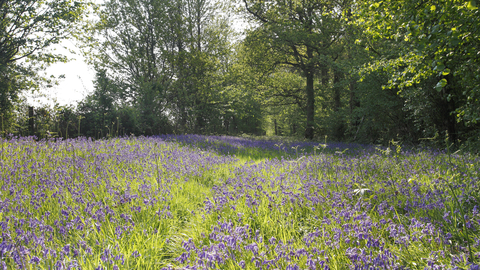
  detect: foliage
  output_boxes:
[80,0,247,136]
[240,0,350,139]
[0,64,19,132]
[348,71,417,144]
[0,0,86,65]
[0,0,88,131]
[355,0,480,128]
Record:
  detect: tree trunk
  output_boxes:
[333,70,341,112]
[333,68,344,139]
[444,74,457,143]
[304,47,315,140]
[349,77,361,139]
[349,78,359,115]
[274,118,278,135]
[305,71,314,140]
[321,66,328,87]
[224,117,229,134]
[28,106,34,136]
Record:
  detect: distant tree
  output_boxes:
[77,69,120,138]
[241,0,349,139]
[82,0,235,135]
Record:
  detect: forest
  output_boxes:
[1,0,480,149]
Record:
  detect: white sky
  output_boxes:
[42,42,95,107]
[23,38,95,109]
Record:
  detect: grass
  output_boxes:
[0,134,479,269]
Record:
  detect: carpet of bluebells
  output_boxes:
[0,134,479,269]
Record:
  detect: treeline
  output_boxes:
[1,0,479,149]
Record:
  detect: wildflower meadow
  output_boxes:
[0,134,479,269]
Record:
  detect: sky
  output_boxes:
[29,40,96,108]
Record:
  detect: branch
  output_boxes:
[242,0,268,23]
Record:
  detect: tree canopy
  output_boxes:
[0,0,87,131]
[1,0,480,150]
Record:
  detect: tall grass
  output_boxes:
[0,135,478,269]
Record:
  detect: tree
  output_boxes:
[0,0,87,131]
[77,69,120,138]
[84,0,176,134]
[241,0,348,139]
[356,0,480,141]
[84,0,236,135]
[220,46,266,135]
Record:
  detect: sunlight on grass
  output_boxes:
[0,135,479,269]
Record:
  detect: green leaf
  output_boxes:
[450,37,461,47]
[434,63,445,71]
[442,68,450,76]
[467,1,478,10]
[369,3,380,10]
[435,78,447,91]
